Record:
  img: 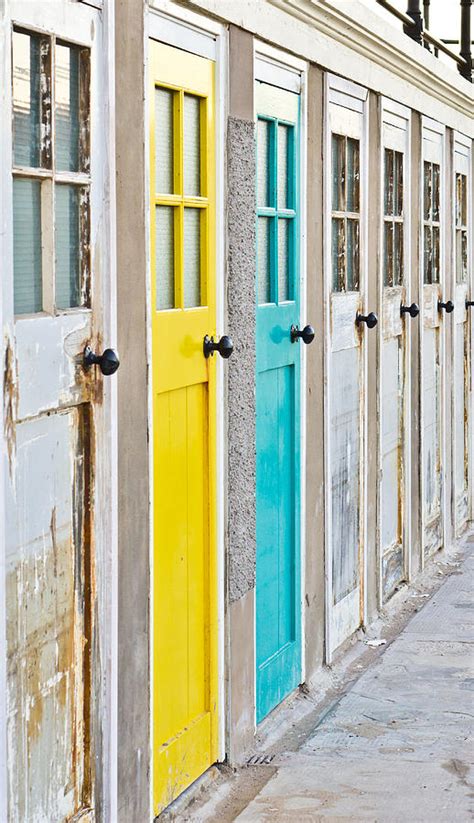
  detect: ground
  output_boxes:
[163,533,474,822]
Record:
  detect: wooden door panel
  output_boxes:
[150,40,217,814]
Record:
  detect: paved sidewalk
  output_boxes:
[234,547,474,822]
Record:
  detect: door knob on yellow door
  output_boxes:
[203,335,234,359]
[83,346,120,375]
[290,324,315,344]
[438,300,454,313]
[356,311,378,329]
[401,302,420,318]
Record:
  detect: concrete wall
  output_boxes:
[225,24,257,763]
[115,1,151,820]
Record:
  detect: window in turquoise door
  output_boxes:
[257,116,296,304]
[331,134,360,292]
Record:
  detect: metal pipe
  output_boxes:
[405,0,423,43]
[459,0,472,81]
[423,0,430,49]
[424,29,467,66]
[376,0,415,28]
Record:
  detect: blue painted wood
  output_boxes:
[256,105,301,723]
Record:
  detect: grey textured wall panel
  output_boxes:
[227,116,257,603]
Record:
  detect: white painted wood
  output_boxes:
[378,98,411,604]
[254,50,302,93]
[324,75,368,661]
[255,80,299,122]
[148,7,217,59]
[2,1,117,818]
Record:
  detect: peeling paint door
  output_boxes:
[379,101,412,603]
[149,42,218,813]
[421,119,446,561]
[3,2,112,820]
[452,133,472,536]
[325,76,369,657]
[255,79,302,722]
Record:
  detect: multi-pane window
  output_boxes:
[12,30,90,315]
[455,172,468,283]
[257,116,296,304]
[383,149,404,286]
[423,161,440,284]
[154,86,206,310]
[331,134,360,292]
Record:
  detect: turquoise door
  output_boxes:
[255,81,302,722]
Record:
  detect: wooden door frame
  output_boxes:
[0,0,117,818]
[253,41,308,712]
[420,116,447,567]
[377,98,412,606]
[452,130,473,534]
[323,73,369,662]
[146,4,228,783]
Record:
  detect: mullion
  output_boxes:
[271,119,279,303]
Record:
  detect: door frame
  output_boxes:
[377,98,412,605]
[146,3,228,780]
[452,130,473,534]
[323,73,369,663]
[420,116,447,567]
[0,0,117,817]
[253,40,308,707]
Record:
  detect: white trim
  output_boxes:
[254,41,305,93]
[299,60,308,686]
[144,8,229,796]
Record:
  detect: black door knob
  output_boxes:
[466,300,474,309]
[83,346,120,375]
[203,334,234,359]
[291,324,315,344]
[401,302,420,318]
[438,300,454,313]
[356,311,378,329]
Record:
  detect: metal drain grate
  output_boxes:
[246,754,275,766]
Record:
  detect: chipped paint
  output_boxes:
[3,336,18,479]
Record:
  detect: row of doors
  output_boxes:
[149,41,473,815]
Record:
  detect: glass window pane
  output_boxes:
[155,206,175,310]
[55,44,80,171]
[55,185,81,309]
[257,216,271,304]
[424,225,432,284]
[394,151,403,217]
[432,163,440,221]
[384,149,393,216]
[332,134,345,211]
[278,218,289,302]
[384,221,393,287]
[346,218,359,291]
[12,31,41,167]
[432,226,440,283]
[347,138,360,213]
[184,208,201,307]
[183,94,201,197]
[257,118,270,208]
[423,162,432,221]
[394,221,404,286]
[461,174,467,225]
[155,88,174,195]
[332,216,345,291]
[13,178,42,314]
[277,124,289,210]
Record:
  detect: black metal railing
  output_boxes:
[376,0,472,81]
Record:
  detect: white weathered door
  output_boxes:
[378,100,413,602]
[452,133,472,536]
[420,118,447,562]
[1,2,115,820]
[325,76,372,657]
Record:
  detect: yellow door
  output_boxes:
[149,41,218,814]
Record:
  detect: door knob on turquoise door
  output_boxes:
[438,299,454,313]
[203,334,234,359]
[290,324,315,344]
[356,311,378,329]
[83,346,120,375]
[401,302,420,318]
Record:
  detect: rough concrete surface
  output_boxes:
[171,535,473,822]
